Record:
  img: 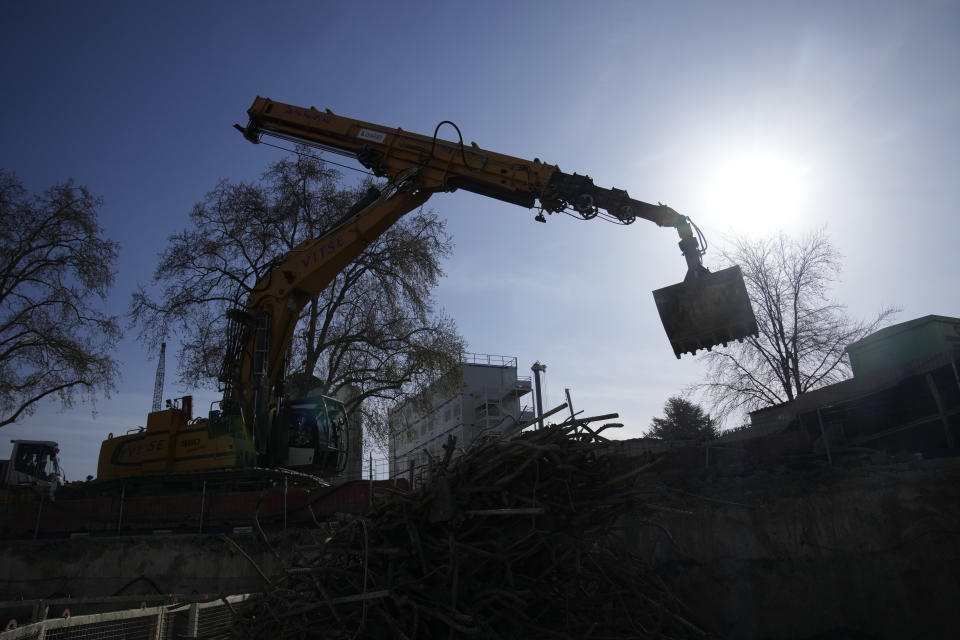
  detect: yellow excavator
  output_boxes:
[96,97,757,484]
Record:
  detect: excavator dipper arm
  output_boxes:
[238,97,685,227]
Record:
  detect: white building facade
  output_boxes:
[388,353,532,479]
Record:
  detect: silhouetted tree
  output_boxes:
[696,229,897,421]
[0,170,120,428]
[647,396,717,440]
[130,150,463,445]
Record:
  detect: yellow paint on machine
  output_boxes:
[96,405,256,480]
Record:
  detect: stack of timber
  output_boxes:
[233,407,710,639]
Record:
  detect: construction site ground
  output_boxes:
[2,440,958,639]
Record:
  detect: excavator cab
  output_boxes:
[281,394,348,474]
[654,264,757,358]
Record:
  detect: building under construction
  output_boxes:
[387,353,532,480]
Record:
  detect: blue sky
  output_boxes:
[2,1,958,480]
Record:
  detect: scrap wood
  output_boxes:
[232,407,711,639]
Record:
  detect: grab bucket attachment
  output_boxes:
[653,265,758,358]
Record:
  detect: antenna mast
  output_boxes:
[152,342,166,412]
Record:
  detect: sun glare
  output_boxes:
[704,151,806,235]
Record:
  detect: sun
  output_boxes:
[703,151,806,235]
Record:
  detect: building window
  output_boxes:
[476,403,501,418]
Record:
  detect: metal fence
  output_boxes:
[362,454,392,481]
[0,595,251,640]
[362,452,432,481]
[460,353,517,367]
[362,452,443,489]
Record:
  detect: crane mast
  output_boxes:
[151,342,166,413]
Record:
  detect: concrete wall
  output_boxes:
[622,456,960,639]
[0,533,288,600]
[4,457,959,638]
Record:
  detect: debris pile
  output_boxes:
[233,409,709,639]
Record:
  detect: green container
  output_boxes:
[846,315,960,378]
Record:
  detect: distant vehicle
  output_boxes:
[1,440,62,492]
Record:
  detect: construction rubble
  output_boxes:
[231,407,711,639]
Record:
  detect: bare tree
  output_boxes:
[696,229,897,422]
[0,170,120,428]
[130,150,464,445]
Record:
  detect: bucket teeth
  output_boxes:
[652,265,758,358]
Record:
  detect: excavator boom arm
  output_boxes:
[239,97,757,362]
[226,181,431,450]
